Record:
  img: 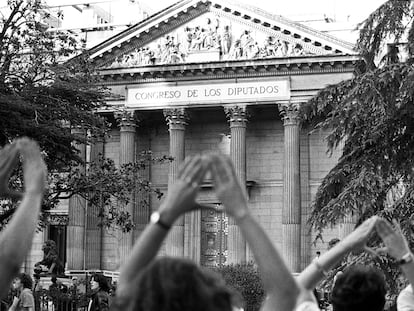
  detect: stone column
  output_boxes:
[163,108,188,257]
[67,127,87,270]
[118,111,136,265]
[224,105,248,264]
[279,103,301,272]
[338,213,357,239]
[86,137,104,269]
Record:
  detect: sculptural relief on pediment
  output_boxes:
[108,12,328,68]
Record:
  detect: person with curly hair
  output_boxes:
[8,273,34,311]
[88,274,110,311]
[113,154,299,311]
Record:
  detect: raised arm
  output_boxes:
[0,138,46,298]
[116,155,208,299]
[376,218,414,287]
[296,216,377,301]
[210,154,299,311]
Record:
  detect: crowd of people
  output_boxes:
[0,137,413,311]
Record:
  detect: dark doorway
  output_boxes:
[48,225,67,270]
[200,205,228,267]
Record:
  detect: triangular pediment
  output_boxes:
[89,0,356,69]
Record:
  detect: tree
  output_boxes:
[300,0,414,295]
[0,1,169,231]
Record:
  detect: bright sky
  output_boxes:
[140,0,386,23]
[139,0,388,43]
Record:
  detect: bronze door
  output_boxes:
[200,205,228,267]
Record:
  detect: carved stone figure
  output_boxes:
[220,25,232,55]
[34,240,64,275]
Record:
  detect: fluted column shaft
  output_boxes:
[164,108,188,257]
[338,213,357,239]
[224,105,247,264]
[86,138,104,269]
[279,103,301,272]
[67,127,86,270]
[118,111,136,265]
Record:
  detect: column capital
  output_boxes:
[278,102,301,126]
[115,110,138,130]
[164,108,188,130]
[224,105,249,127]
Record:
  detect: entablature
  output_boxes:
[98,54,361,85]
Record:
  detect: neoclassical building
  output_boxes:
[26,0,360,275]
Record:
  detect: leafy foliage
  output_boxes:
[48,152,172,232]
[300,0,414,297]
[0,1,170,231]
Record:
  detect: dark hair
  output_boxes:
[331,265,386,311]
[18,273,33,290]
[91,273,110,293]
[124,257,233,311]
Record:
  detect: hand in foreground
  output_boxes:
[159,155,208,218]
[340,216,378,253]
[0,142,22,200]
[376,218,410,260]
[15,138,47,196]
[210,154,249,219]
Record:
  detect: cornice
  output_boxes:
[98,54,360,85]
[208,1,354,54]
[209,7,322,55]
[212,0,354,50]
[97,7,209,68]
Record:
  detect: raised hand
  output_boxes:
[159,155,209,219]
[210,154,249,219]
[376,218,410,260]
[340,216,378,252]
[0,142,22,200]
[15,138,47,195]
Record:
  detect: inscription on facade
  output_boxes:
[127,79,290,108]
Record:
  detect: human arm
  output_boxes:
[0,138,47,298]
[376,218,414,287]
[116,155,208,298]
[210,154,300,311]
[8,296,19,311]
[296,216,377,303]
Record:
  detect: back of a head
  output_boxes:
[19,272,33,290]
[331,265,386,311]
[127,257,233,311]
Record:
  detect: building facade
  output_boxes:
[26,0,360,275]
